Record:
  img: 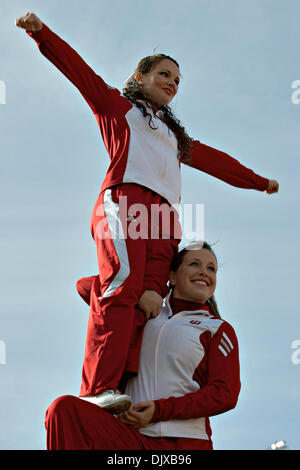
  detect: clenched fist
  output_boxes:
[266,179,279,194]
[15,12,43,32]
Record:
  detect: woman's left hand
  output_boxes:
[266,179,279,194]
[119,401,155,429]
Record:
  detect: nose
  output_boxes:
[167,79,177,92]
[197,265,209,278]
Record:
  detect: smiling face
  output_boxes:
[135,58,180,108]
[169,249,217,304]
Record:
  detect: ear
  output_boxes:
[135,71,143,85]
[169,271,176,287]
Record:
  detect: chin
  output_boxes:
[159,94,172,107]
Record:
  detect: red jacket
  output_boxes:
[27,24,269,209]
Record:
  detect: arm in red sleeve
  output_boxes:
[151,322,241,422]
[184,140,269,192]
[26,24,117,114]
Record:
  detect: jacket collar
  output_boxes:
[163,291,211,318]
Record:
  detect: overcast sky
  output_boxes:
[1,0,299,450]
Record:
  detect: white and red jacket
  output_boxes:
[125,293,241,441]
[26,24,269,209]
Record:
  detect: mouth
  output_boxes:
[162,88,173,96]
[191,279,209,287]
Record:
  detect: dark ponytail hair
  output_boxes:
[170,241,221,318]
[122,54,194,163]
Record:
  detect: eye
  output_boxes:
[208,266,216,272]
[160,72,179,86]
[189,262,199,266]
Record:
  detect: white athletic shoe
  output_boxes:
[80,390,132,415]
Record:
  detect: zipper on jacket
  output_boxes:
[153,315,170,437]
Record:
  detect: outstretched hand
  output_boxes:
[15,12,43,32]
[266,179,279,194]
[119,401,155,429]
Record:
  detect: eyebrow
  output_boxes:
[189,258,217,267]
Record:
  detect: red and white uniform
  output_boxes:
[44,294,240,450]
[126,293,241,441]
[26,24,264,396]
[26,24,269,208]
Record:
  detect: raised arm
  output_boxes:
[185,139,279,195]
[15,12,118,114]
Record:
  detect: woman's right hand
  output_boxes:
[15,12,43,32]
[119,401,155,429]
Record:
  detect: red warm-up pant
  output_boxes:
[45,395,213,450]
[79,184,180,397]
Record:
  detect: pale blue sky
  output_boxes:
[0,0,299,450]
